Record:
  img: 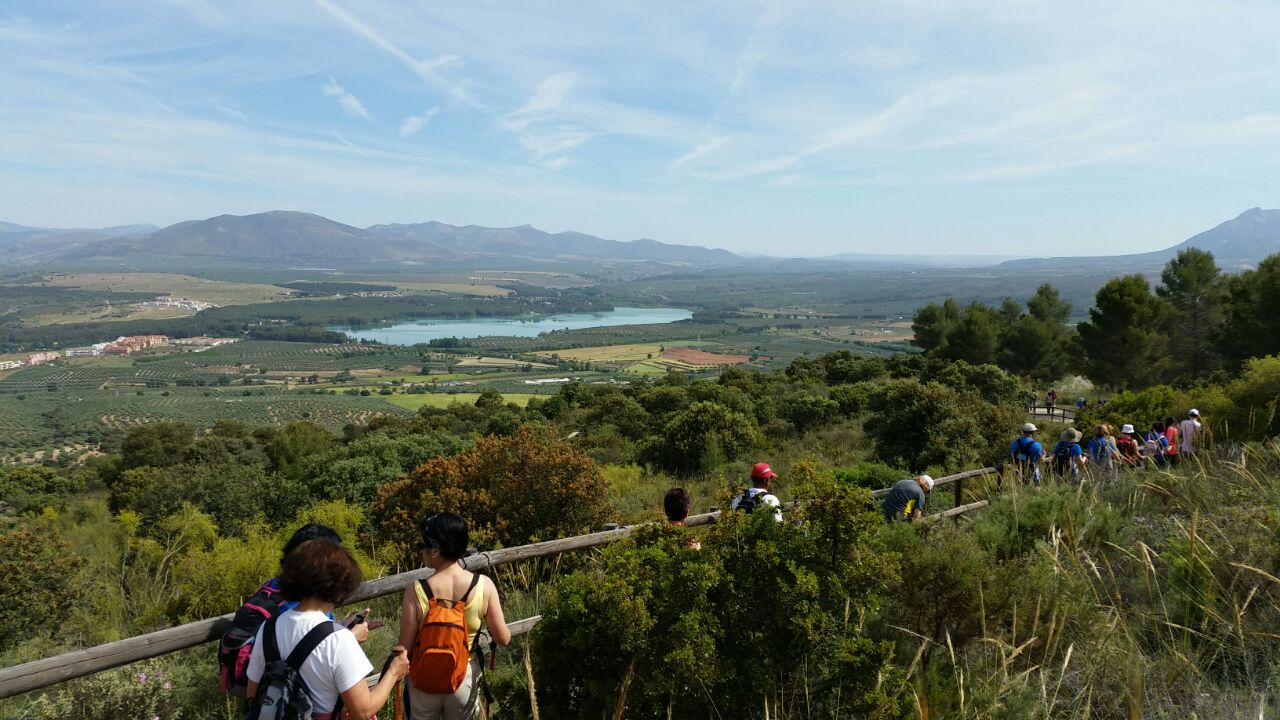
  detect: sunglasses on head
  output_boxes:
[416,514,439,550]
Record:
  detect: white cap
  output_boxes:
[1022,422,1038,433]
[1189,408,1200,417]
[1121,424,1135,434]
[918,474,934,490]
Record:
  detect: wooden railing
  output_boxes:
[1028,405,1077,423]
[0,466,1000,699]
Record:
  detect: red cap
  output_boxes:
[751,462,778,480]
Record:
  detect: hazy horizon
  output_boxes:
[3,1,1279,256]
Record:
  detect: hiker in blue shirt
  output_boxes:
[1009,423,1044,486]
[1051,428,1086,479]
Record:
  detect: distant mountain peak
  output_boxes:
[999,208,1280,271]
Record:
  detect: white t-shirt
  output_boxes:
[731,487,782,521]
[1179,419,1200,453]
[247,610,373,715]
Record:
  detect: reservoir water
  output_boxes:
[333,306,694,345]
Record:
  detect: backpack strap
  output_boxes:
[419,577,434,600]
[284,622,339,671]
[459,572,482,603]
[262,615,282,663]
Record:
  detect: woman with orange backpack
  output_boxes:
[397,513,512,719]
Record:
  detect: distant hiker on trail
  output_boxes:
[1026,391,1038,411]
[1144,421,1170,466]
[664,487,701,550]
[882,474,934,523]
[732,462,782,521]
[1086,424,1118,475]
[399,513,512,720]
[1046,389,1058,412]
[1077,397,1087,411]
[1052,428,1086,479]
[1116,424,1141,466]
[1163,416,1181,466]
[245,540,409,720]
[219,524,371,698]
[1179,409,1202,457]
[1010,422,1044,486]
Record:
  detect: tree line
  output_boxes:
[911,248,1280,389]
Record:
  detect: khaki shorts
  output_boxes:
[405,656,483,720]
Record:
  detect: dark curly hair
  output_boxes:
[279,540,363,604]
[419,513,469,561]
[280,523,342,567]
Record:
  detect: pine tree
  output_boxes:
[1074,275,1167,389]
[1157,249,1225,382]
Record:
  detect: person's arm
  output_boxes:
[910,507,923,521]
[337,646,410,720]
[245,626,265,700]
[484,576,512,647]
[397,583,420,651]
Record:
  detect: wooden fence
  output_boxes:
[1028,405,1077,423]
[0,466,999,699]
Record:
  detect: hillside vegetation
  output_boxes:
[4,248,1280,718]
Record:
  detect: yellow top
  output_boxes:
[414,575,486,649]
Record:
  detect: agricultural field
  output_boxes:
[43,272,295,305]
[379,281,512,296]
[454,355,554,369]
[0,387,414,460]
[380,392,543,411]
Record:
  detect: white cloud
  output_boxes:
[321,76,370,119]
[310,0,474,106]
[671,136,729,167]
[500,73,592,160]
[504,73,576,128]
[399,107,439,138]
[214,105,247,122]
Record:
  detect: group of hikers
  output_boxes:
[1033,389,1106,414]
[662,461,938,527]
[220,515,511,720]
[1010,408,1205,483]
[219,407,1201,719]
[223,460,927,720]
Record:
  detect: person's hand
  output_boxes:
[386,646,410,681]
[347,608,372,643]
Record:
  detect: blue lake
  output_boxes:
[332,306,694,345]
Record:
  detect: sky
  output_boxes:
[2,0,1280,256]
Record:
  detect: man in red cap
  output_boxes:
[731,462,782,521]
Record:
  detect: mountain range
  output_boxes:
[0,208,1277,272]
[0,211,738,269]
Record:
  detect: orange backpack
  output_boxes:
[408,573,481,694]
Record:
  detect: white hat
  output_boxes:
[1189,408,1200,417]
[1121,424,1135,434]
[1022,422,1038,433]
[918,474,934,490]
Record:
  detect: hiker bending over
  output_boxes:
[220,524,370,698]
[731,462,782,521]
[882,474,934,523]
[246,540,409,720]
[399,513,511,720]
[1009,423,1044,486]
[664,487,701,550]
